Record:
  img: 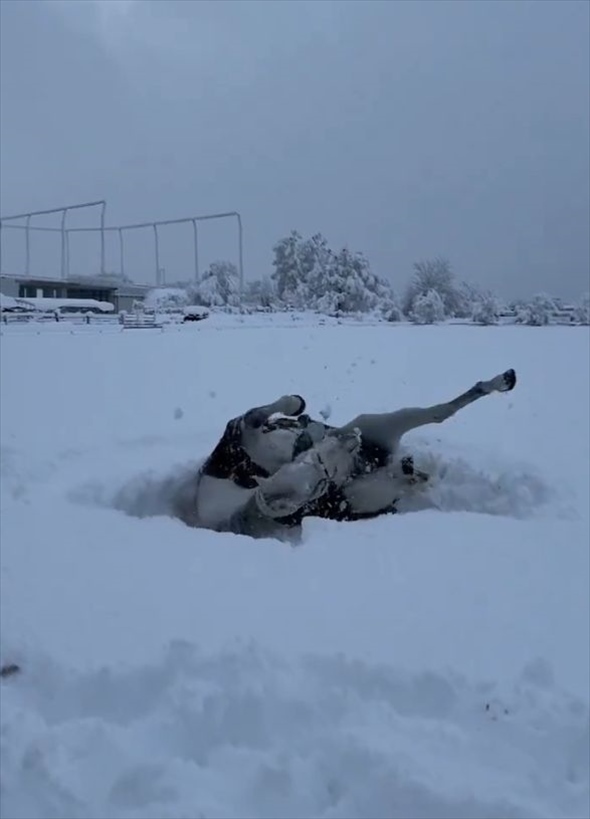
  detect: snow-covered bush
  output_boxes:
[472,291,500,325]
[411,289,446,324]
[516,293,557,326]
[404,258,463,318]
[144,288,189,312]
[242,277,278,309]
[384,300,404,322]
[455,280,482,319]
[380,288,404,322]
[573,292,589,325]
[189,261,240,308]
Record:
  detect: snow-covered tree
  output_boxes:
[311,247,394,315]
[515,292,557,326]
[384,296,404,322]
[302,233,333,305]
[472,291,500,325]
[189,260,240,308]
[271,231,308,308]
[311,250,347,314]
[332,249,376,313]
[573,292,590,325]
[243,276,278,309]
[208,261,239,304]
[195,276,225,307]
[455,280,482,318]
[270,230,398,316]
[404,258,464,318]
[410,289,446,324]
[144,287,189,312]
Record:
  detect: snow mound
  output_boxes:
[71,443,555,530]
[70,461,202,522]
[394,446,556,519]
[0,293,20,310]
[1,643,587,819]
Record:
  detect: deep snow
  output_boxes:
[1,318,588,819]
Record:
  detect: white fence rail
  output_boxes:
[121,313,161,330]
[1,311,120,326]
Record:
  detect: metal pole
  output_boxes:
[100,201,106,276]
[0,220,2,273]
[0,199,106,222]
[236,212,244,299]
[60,208,68,279]
[118,228,125,278]
[64,211,239,233]
[153,223,160,285]
[25,214,31,275]
[191,219,199,281]
[0,198,105,279]
[65,229,71,279]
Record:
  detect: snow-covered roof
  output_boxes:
[183,304,209,316]
[19,297,114,312]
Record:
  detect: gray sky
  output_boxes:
[1,0,588,299]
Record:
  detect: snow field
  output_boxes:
[1,320,588,818]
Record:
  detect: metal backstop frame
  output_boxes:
[0,200,107,278]
[0,202,244,294]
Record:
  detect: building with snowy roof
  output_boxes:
[0,273,151,312]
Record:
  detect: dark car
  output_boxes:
[182,305,209,322]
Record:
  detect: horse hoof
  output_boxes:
[502,368,517,391]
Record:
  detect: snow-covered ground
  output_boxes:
[1,318,588,819]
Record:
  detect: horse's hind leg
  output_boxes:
[335,368,517,455]
[432,368,517,418]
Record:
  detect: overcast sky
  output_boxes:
[1,0,588,299]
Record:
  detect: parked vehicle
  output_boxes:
[182,305,209,322]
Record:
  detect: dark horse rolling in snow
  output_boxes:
[173,369,517,540]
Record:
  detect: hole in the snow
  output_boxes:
[70,461,203,526]
[393,451,555,520]
[70,445,557,539]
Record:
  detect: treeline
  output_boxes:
[152,230,590,326]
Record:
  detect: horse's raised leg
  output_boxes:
[334,369,517,456]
